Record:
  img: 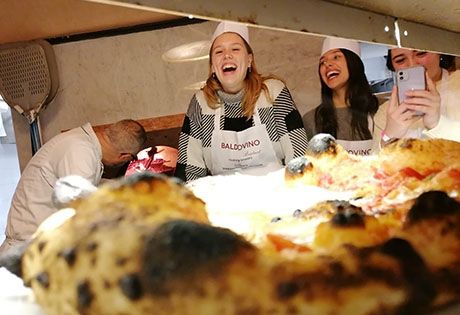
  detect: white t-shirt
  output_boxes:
[2,123,103,249]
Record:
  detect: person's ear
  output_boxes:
[120,152,135,162]
[211,63,217,76]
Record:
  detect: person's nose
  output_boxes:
[224,50,233,59]
[407,57,416,67]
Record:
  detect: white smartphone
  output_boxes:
[395,66,426,115]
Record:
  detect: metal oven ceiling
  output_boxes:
[0,0,458,54]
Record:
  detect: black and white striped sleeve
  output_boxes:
[273,86,309,162]
[175,95,209,182]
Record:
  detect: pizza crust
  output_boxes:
[7,138,460,315]
[379,138,460,176]
[21,176,446,315]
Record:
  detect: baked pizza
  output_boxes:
[285,134,460,212]
[0,137,459,315]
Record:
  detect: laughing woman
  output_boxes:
[175,21,309,182]
[302,37,379,156]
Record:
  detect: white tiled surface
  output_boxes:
[0,143,20,244]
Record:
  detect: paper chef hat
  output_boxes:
[211,21,250,44]
[321,37,361,57]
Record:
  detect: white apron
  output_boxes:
[336,139,373,156]
[210,106,281,175]
[336,115,374,156]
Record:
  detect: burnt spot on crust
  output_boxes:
[88,217,129,233]
[292,209,302,217]
[85,242,98,252]
[441,220,457,236]
[116,257,128,266]
[37,241,47,252]
[398,138,415,149]
[77,280,94,310]
[331,200,362,212]
[58,247,77,267]
[275,254,372,300]
[306,200,364,225]
[275,239,434,313]
[297,200,344,221]
[329,261,345,274]
[380,238,436,314]
[406,191,460,225]
[274,252,403,302]
[431,265,460,300]
[119,273,143,300]
[285,156,313,176]
[36,272,50,289]
[142,219,255,295]
[306,133,337,156]
[116,172,165,186]
[111,172,182,190]
[103,279,111,289]
[115,214,126,223]
[89,223,99,233]
[277,281,300,299]
[330,202,365,228]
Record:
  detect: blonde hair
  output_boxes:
[105,119,146,154]
[202,37,281,119]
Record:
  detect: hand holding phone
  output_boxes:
[395,66,426,115]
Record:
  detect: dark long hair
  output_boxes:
[386,50,455,71]
[315,49,378,139]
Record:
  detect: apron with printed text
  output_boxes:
[336,139,374,156]
[336,115,374,156]
[210,106,281,175]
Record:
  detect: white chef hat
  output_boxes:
[211,21,250,44]
[321,37,361,57]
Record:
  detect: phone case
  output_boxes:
[396,66,426,104]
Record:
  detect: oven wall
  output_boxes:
[12,21,322,170]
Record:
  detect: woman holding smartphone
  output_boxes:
[302,37,379,156]
[374,48,460,145]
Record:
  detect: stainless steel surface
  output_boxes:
[328,0,460,33]
[113,0,460,55]
[0,1,458,54]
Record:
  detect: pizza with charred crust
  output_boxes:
[0,137,460,315]
[285,134,460,212]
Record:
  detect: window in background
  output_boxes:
[360,42,393,102]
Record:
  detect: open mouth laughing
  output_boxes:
[326,70,340,80]
[222,63,237,74]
